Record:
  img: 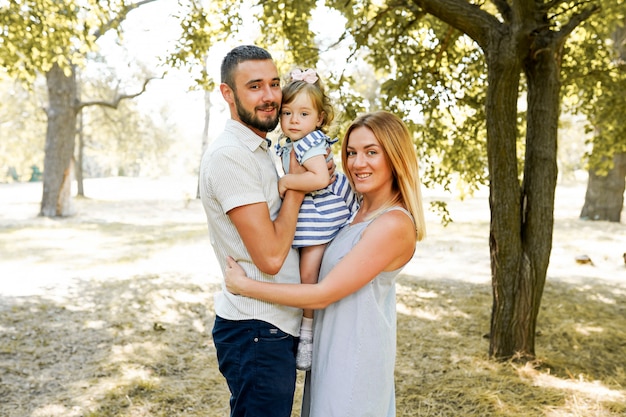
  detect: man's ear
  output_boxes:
[220,83,234,104]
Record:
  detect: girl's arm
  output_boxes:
[225,209,416,309]
[278,154,329,197]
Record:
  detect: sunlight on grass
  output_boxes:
[395,280,626,417]
[574,324,604,336]
[524,367,624,402]
[2,179,625,417]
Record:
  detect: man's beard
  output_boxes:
[234,94,279,133]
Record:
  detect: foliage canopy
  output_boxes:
[171,0,624,195]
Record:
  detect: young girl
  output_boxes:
[275,68,357,370]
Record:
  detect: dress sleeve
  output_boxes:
[294,130,331,164]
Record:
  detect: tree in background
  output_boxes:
[568,15,626,222]
[0,0,158,217]
[0,79,47,182]
[169,0,324,197]
[80,81,178,179]
[177,0,623,361]
[332,0,623,361]
[580,152,626,222]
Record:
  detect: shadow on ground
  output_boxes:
[1,273,624,417]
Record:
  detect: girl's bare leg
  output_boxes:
[300,244,326,317]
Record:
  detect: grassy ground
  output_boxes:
[1,178,624,416]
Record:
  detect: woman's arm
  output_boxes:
[225,209,416,309]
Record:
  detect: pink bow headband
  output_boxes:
[290,68,318,84]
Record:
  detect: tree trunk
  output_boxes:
[484,35,525,360]
[580,152,626,222]
[513,38,560,359]
[487,29,560,361]
[579,20,626,223]
[76,71,85,197]
[40,63,78,217]
[196,86,211,199]
[76,108,85,197]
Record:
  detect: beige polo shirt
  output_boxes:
[199,119,302,337]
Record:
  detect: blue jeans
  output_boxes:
[212,316,297,417]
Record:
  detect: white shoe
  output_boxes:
[296,335,313,371]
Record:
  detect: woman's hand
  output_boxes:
[224,256,249,295]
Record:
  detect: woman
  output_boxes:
[225,110,426,416]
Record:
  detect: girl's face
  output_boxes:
[345,126,393,196]
[280,92,324,141]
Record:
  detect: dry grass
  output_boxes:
[394,277,626,417]
[1,178,625,416]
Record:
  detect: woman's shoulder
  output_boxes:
[361,207,416,271]
[366,207,415,239]
[383,206,413,220]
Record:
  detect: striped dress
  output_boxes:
[276,130,358,247]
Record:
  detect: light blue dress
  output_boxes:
[276,130,357,247]
[301,207,414,417]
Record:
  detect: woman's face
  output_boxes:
[345,126,393,196]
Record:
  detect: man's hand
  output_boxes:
[326,147,337,184]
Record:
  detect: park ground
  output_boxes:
[0,176,625,416]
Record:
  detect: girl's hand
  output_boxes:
[278,149,305,198]
[224,256,249,295]
[289,148,306,175]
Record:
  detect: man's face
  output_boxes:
[229,59,282,136]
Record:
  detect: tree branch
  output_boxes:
[78,74,164,111]
[491,0,512,22]
[93,0,160,40]
[558,5,600,39]
[413,0,501,48]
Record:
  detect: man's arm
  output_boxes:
[228,149,306,275]
[228,190,304,275]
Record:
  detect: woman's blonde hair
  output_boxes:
[341,111,426,241]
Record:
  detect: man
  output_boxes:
[199,45,306,416]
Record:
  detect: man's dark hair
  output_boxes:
[221,45,273,89]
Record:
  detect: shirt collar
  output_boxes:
[226,119,273,151]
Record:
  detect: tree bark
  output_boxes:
[484,32,526,360]
[40,63,78,217]
[486,11,560,361]
[510,35,560,360]
[580,152,626,222]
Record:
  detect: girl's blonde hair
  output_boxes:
[282,68,334,133]
[341,111,426,241]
